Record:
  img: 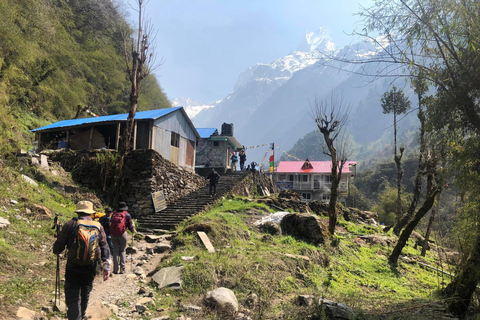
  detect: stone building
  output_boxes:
[195,123,243,175]
[31,107,199,171]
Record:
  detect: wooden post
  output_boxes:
[148,121,153,149]
[133,121,137,150]
[88,127,94,150]
[115,123,121,150]
[66,130,70,150]
[151,123,156,151]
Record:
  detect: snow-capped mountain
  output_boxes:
[297,27,336,52]
[171,97,217,118]
[190,28,416,164]
[192,28,337,131]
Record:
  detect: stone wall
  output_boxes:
[49,149,206,218]
[121,150,205,217]
[230,170,280,197]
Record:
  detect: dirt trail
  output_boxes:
[85,236,171,320]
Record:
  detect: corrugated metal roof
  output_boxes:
[277,160,357,173]
[31,107,182,132]
[196,128,218,139]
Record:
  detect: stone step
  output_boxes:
[137,171,250,232]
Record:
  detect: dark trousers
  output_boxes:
[64,267,95,320]
[106,235,114,256]
[209,182,217,195]
[240,161,245,170]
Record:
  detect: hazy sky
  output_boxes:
[123,0,374,103]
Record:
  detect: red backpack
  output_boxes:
[109,211,126,236]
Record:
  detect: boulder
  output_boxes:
[151,265,184,289]
[278,190,302,200]
[0,217,10,229]
[145,235,163,243]
[315,298,355,320]
[16,307,35,319]
[308,201,329,216]
[259,221,281,236]
[85,301,112,320]
[280,213,325,245]
[204,287,239,313]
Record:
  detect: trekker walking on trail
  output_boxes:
[99,207,114,256]
[207,169,221,196]
[231,152,238,172]
[239,149,247,171]
[53,200,110,320]
[110,202,135,274]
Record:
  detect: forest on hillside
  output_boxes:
[285,0,480,317]
[0,0,171,155]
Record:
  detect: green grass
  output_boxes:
[152,197,451,319]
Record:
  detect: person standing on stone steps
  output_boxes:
[110,202,135,274]
[53,200,110,320]
[239,148,247,171]
[230,152,238,172]
[207,169,221,196]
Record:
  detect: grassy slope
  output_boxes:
[0,159,103,317]
[0,162,455,319]
[152,198,452,320]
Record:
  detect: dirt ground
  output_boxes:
[84,235,171,320]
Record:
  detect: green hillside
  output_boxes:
[0,0,171,155]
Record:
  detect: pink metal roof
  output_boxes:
[276,160,357,173]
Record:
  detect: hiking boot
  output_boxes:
[120,268,126,274]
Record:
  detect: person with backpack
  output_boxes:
[53,200,110,320]
[99,207,114,256]
[207,168,221,196]
[110,201,135,274]
[230,152,238,172]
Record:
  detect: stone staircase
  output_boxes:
[136,171,249,233]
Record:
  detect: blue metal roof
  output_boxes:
[31,107,182,132]
[196,128,218,139]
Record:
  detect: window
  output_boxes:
[170,132,180,148]
[289,175,294,182]
[302,193,312,200]
[325,175,332,183]
[302,175,309,182]
[279,174,286,181]
[213,141,219,147]
[322,194,330,201]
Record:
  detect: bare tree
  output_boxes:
[312,93,350,235]
[117,0,157,168]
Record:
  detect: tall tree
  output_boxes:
[117,0,156,167]
[355,0,480,314]
[312,93,350,235]
[380,87,411,232]
[393,74,427,235]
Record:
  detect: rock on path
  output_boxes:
[85,237,171,319]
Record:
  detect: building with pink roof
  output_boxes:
[274,158,357,203]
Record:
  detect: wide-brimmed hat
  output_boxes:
[117,202,128,211]
[75,200,96,215]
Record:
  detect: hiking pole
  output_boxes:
[52,214,62,311]
[130,233,134,272]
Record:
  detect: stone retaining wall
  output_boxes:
[49,149,206,218]
[122,149,205,217]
